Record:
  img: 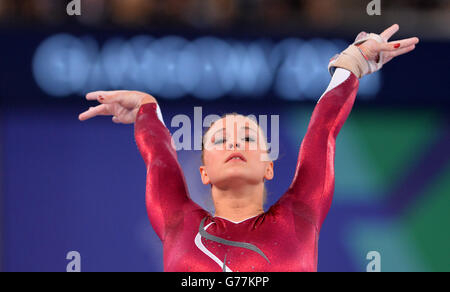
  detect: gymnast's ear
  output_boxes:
[264,161,274,181]
[199,166,211,185]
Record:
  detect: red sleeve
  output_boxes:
[271,70,359,231]
[134,103,204,242]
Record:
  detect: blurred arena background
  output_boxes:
[0,0,449,272]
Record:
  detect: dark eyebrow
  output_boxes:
[241,126,257,132]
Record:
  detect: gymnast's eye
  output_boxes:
[214,138,227,145]
[242,136,256,142]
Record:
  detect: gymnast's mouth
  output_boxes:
[225,153,247,163]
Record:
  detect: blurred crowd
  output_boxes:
[0,0,449,38]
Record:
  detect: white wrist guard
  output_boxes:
[328,32,386,78]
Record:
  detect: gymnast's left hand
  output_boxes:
[357,24,419,66]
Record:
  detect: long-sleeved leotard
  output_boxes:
[135,68,359,272]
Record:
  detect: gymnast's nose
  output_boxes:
[227,142,241,150]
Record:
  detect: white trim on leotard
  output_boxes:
[155,103,166,127]
[194,222,233,272]
[317,68,351,103]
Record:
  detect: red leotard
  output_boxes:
[135,69,359,272]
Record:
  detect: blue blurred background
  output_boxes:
[0,0,449,272]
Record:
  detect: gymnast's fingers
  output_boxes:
[384,45,417,63]
[78,104,111,121]
[380,24,400,41]
[378,37,419,54]
[85,90,126,104]
[112,116,121,124]
[390,37,420,49]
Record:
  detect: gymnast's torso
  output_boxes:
[161,205,321,272]
[134,68,359,272]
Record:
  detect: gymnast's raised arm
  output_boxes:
[272,24,419,231]
[78,91,204,242]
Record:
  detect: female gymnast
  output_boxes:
[79,25,419,272]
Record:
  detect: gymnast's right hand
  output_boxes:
[78,90,157,124]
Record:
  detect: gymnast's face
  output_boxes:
[200,115,274,189]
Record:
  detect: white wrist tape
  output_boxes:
[354,33,385,73]
[328,32,386,78]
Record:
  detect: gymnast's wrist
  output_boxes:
[328,44,370,79]
[140,95,157,107]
